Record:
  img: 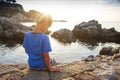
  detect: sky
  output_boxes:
[17,0,120,22]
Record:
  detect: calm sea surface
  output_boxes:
[0,0,120,63]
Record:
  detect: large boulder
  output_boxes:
[72,20,102,40]
[51,29,76,43]
[72,20,120,43]
[0,17,32,44]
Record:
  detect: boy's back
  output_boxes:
[23,32,51,69]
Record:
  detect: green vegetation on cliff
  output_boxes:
[0,0,25,17]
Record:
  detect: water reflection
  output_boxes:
[0,39,120,63]
[77,41,99,50]
[51,36,120,52]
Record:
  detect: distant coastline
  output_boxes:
[53,20,68,22]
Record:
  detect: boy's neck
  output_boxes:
[32,28,43,34]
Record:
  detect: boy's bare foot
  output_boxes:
[49,66,59,72]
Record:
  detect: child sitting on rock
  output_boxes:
[23,13,59,71]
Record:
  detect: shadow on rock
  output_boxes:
[22,68,71,80]
[22,70,50,80]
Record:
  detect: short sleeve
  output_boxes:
[23,33,27,48]
[43,36,52,52]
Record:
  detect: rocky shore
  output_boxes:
[0,46,120,80]
[0,56,120,80]
[52,20,120,44]
[0,1,41,22]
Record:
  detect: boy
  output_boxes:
[23,13,59,71]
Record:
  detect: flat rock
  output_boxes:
[22,71,50,80]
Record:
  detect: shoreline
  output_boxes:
[0,55,120,80]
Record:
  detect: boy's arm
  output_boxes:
[43,52,59,71]
[43,52,51,70]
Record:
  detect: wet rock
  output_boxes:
[99,46,120,56]
[51,29,76,43]
[84,55,95,62]
[99,46,113,56]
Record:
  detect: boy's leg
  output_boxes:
[50,58,56,66]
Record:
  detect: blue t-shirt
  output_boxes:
[23,32,52,68]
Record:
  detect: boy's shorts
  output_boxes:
[29,58,56,71]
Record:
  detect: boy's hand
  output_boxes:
[49,66,59,72]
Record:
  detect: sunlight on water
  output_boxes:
[0,38,120,63]
[21,22,35,27]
